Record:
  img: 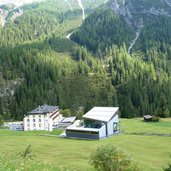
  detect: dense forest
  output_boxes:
[0,0,171,120]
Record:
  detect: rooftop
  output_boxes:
[27,104,59,115]
[144,115,153,119]
[83,107,119,122]
[61,117,76,123]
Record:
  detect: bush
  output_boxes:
[164,156,171,171]
[152,116,160,122]
[164,164,171,171]
[60,109,72,117]
[0,115,4,127]
[90,144,132,171]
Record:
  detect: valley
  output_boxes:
[0,0,171,170]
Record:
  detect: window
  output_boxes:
[39,124,41,128]
[84,119,102,128]
[113,123,118,132]
[27,119,30,122]
[39,119,41,122]
[33,115,35,118]
[33,124,36,127]
[39,115,41,118]
[27,124,30,127]
[67,130,98,135]
[33,119,35,122]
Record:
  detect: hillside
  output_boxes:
[0,0,171,120]
[72,0,171,53]
[0,0,106,27]
[71,0,171,118]
[0,0,111,120]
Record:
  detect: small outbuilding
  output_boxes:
[8,122,23,131]
[143,115,153,122]
[66,107,119,140]
[57,116,76,129]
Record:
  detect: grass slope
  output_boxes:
[0,118,171,171]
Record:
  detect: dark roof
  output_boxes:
[143,115,153,119]
[27,104,59,115]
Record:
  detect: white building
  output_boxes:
[23,104,61,131]
[66,107,119,140]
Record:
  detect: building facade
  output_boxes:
[23,104,61,131]
[66,107,119,140]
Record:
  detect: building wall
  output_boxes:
[99,124,106,139]
[52,114,62,126]
[24,114,50,131]
[107,113,119,136]
[66,130,99,140]
[66,110,119,140]
[23,109,61,131]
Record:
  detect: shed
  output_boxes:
[143,115,153,122]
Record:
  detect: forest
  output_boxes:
[0,0,171,120]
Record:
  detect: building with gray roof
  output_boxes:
[66,107,119,140]
[24,104,62,131]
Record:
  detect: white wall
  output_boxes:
[24,109,61,131]
[99,124,106,139]
[24,113,53,131]
[107,112,119,136]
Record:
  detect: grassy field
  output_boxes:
[0,118,171,171]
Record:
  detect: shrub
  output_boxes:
[164,164,171,171]
[90,144,132,171]
[0,115,4,127]
[164,156,171,171]
[19,145,36,159]
[152,116,160,122]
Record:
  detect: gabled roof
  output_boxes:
[27,104,59,115]
[83,107,119,122]
[143,115,153,119]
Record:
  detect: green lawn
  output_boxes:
[120,118,171,134]
[0,118,171,171]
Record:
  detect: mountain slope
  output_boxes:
[0,0,111,119]
[72,0,171,53]
[70,0,171,118]
[0,0,106,27]
[1,0,171,120]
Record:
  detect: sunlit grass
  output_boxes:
[0,118,171,171]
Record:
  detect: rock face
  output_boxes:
[103,0,171,52]
[0,0,45,27]
[0,74,23,97]
[0,7,24,27]
[105,0,171,31]
[72,0,171,53]
[0,8,8,27]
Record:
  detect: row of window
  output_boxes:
[27,124,42,128]
[27,119,42,122]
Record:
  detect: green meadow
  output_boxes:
[0,118,171,171]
